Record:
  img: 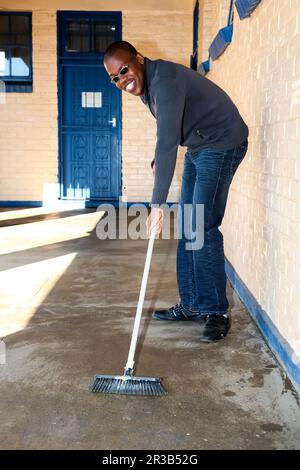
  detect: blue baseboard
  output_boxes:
[0,200,178,209]
[86,201,177,208]
[0,201,43,207]
[85,200,151,208]
[225,258,300,394]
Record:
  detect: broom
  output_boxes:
[89,228,167,396]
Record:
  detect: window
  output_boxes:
[64,19,116,55]
[0,12,32,91]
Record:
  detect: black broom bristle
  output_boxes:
[89,374,167,396]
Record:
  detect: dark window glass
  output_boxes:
[0,13,31,80]
[11,15,29,45]
[0,15,10,44]
[11,47,30,76]
[66,21,90,52]
[94,21,116,53]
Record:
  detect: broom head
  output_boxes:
[89,374,167,396]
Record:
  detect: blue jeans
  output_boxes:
[177,139,248,316]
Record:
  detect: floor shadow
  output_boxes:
[0,208,94,228]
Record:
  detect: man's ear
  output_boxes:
[136,53,145,65]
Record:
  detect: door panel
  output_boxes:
[58,11,121,201]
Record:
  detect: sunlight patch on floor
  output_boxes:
[0,211,105,255]
[0,202,87,222]
[0,252,77,337]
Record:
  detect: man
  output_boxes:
[104,41,248,342]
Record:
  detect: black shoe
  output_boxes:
[152,304,204,322]
[199,314,231,342]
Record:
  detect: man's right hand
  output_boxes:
[146,207,163,237]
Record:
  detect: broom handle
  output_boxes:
[124,228,156,374]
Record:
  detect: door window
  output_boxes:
[65,19,116,54]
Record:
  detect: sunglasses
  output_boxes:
[110,64,129,84]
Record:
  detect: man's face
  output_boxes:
[104,49,145,96]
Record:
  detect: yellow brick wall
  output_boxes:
[0,1,192,203]
[0,10,58,201]
[210,0,228,36]
[201,0,300,360]
[198,0,212,63]
[122,10,192,202]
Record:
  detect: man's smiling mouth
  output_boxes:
[125,80,136,92]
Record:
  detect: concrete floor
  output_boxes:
[0,207,300,450]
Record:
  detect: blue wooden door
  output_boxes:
[58,11,121,201]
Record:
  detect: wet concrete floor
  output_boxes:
[0,207,300,450]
